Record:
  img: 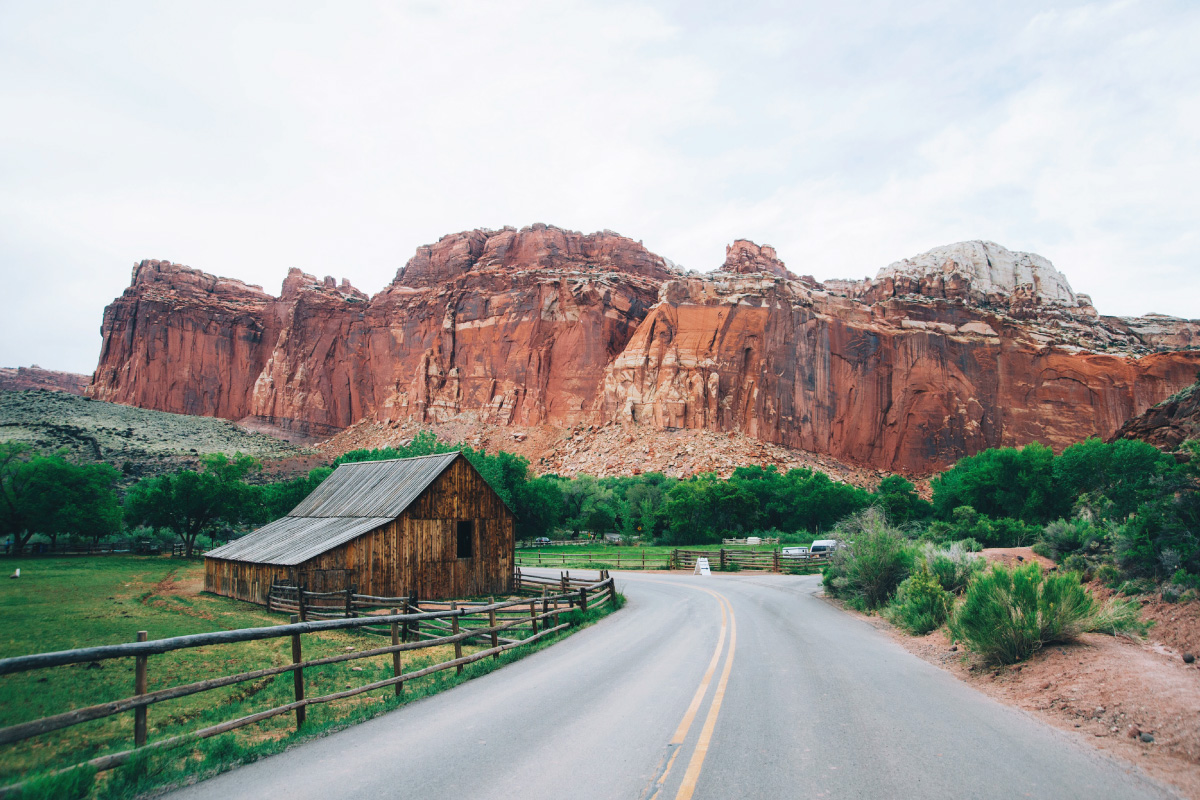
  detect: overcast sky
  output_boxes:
[2,1,1198,374]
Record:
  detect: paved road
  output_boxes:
[170,572,1179,800]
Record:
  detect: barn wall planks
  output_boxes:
[204,455,515,603]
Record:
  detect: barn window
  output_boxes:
[456,520,474,559]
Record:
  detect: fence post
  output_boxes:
[390,608,403,697]
[345,585,356,618]
[297,585,308,622]
[134,630,148,747]
[266,581,273,614]
[515,567,522,593]
[541,594,549,630]
[451,602,463,675]
[289,615,306,727]
[489,605,499,659]
[773,550,780,573]
[529,598,538,635]
[411,590,420,642]
[561,571,568,593]
[720,549,727,572]
[579,586,588,612]
[401,598,410,643]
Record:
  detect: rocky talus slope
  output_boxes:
[88,226,1200,475]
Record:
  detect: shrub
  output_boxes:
[922,542,984,594]
[1061,554,1092,580]
[1093,563,1121,588]
[884,563,953,635]
[957,537,983,552]
[1116,578,1156,596]
[949,563,1096,664]
[1040,518,1103,559]
[822,507,914,609]
[1084,598,1150,638]
[1031,542,1052,559]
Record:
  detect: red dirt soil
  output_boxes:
[853,553,1200,798]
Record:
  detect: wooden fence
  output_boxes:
[514,538,596,548]
[672,548,830,573]
[0,574,617,791]
[2,540,205,558]
[514,549,673,570]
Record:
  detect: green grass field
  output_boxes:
[0,556,615,799]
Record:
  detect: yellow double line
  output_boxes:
[645,584,737,800]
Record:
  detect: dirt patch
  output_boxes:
[1138,598,1200,658]
[846,601,1200,798]
[143,569,217,620]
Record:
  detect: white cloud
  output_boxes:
[0,0,1197,373]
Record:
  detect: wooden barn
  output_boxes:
[204,452,515,605]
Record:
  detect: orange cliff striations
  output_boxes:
[88,228,1200,473]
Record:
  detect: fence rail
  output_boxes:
[514,549,673,570]
[514,539,596,549]
[672,548,830,572]
[0,573,617,793]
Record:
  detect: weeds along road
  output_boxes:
[169,572,1178,800]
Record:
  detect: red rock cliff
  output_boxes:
[90,233,1200,473]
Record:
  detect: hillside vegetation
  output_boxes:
[0,390,304,479]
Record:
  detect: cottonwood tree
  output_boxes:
[0,443,122,554]
[125,453,260,556]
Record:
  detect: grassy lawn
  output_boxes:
[0,556,614,799]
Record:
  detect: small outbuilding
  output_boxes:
[204,452,515,605]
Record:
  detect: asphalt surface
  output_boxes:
[168,572,1180,800]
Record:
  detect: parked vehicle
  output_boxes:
[534,537,552,545]
[808,539,838,556]
[781,546,809,557]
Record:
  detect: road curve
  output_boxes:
[168,572,1178,800]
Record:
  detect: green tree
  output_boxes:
[125,453,261,556]
[1053,437,1176,520]
[0,443,121,554]
[23,456,122,550]
[874,474,932,524]
[931,443,1063,523]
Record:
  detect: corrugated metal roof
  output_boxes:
[207,451,465,566]
[289,452,462,518]
[205,515,394,566]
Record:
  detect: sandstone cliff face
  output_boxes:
[89,234,1200,474]
[92,228,667,439]
[603,273,1200,472]
[1110,380,1200,453]
[0,366,89,395]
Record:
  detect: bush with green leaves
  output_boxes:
[1039,517,1106,560]
[921,541,984,594]
[1093,563,1120,588]
[949,563,1096,664]
[923,506,1039,548]
[956,537,983,552]
[822,508,914,609]
[884,563,953,635]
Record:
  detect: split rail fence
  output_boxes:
[672,548,830,573]
[0,573,616,792]
[514,549,673,570]
[515,548,829,573]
